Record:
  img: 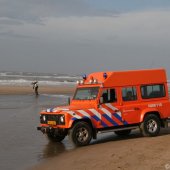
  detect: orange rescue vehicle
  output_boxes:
[37,68,170,146]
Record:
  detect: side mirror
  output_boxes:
[68,97,71,105]
[100,97,103,104]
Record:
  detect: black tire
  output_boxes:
[140,114,161,137]
[47,132,65,142]
[69,121,92,146]
[115,129,131,136]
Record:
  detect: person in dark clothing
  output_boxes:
[32,81,39,95]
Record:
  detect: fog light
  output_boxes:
[89,79,93,84]
[80,80,84,84]
[94,79,98,83]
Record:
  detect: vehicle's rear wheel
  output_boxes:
[47,132,65,142]
[140,114,161,137]
[69,121,92,146]
[115,129,131,136]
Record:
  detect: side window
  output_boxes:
[141,84,165,99]
[122,87,137,101]
[101,89,117,103]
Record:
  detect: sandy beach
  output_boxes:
[0,85,76,95]
[31,129,170,170]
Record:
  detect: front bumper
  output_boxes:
[37,126,53,133]
[37,126,67,135]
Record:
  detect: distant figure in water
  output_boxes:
[32,81,39,95]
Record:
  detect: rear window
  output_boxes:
[122,87,137,101]
[141,84,165,99]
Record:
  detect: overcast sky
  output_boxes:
[0,0,170,76]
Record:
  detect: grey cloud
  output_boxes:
[0,0,116,24]
[0,0,87,21]
[0,2,170,75]
[0,18,23,25]
[0,30,37,39]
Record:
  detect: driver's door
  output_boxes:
[98,88,124,128]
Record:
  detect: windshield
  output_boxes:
[74,87,99,100]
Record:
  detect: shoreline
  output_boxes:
[0,85,76,95]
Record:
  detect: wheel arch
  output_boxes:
[140,109,162,125]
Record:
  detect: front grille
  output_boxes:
[47,115,60,122]
[40,114,65,125]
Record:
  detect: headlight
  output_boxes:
[40,114,47,124]
[42,115,46,122]
[60,115,65,123]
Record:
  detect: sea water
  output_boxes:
[0,71,80,86]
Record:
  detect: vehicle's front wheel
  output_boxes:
[69,121,92,146]
[140,114,161,137]
[47,132,65,142]
[115,129,131,136]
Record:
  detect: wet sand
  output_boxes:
[0,92,74,170]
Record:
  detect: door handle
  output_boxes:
[134,107,140,110]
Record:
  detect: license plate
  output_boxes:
[47,121,56,125]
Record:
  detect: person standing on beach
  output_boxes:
[32,81,39,95]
